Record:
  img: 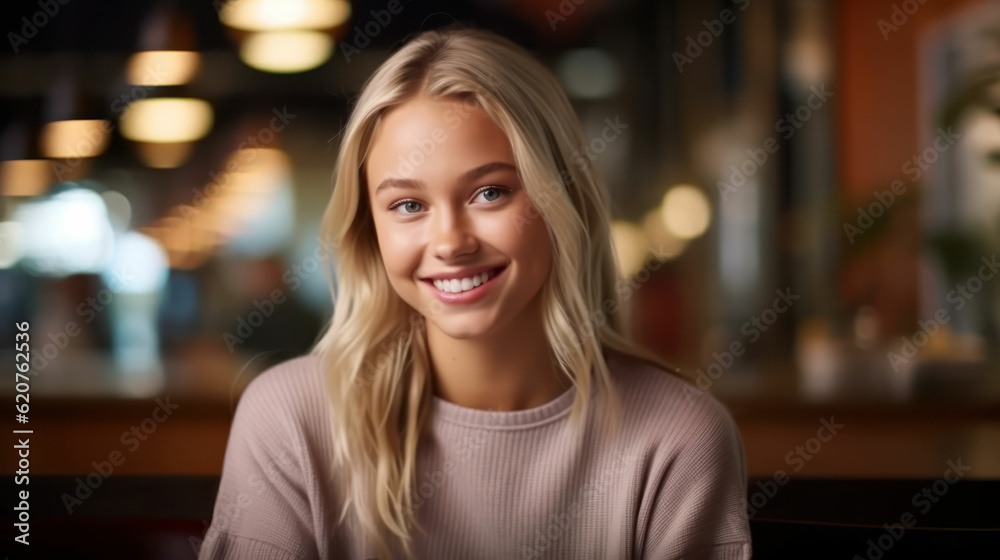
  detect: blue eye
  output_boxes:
[473,186,511,203]
[389,200,423,215]
[387,186,512,216]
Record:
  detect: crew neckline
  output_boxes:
[431,383,581,430]
[428,348,625,430]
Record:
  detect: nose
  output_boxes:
[431,208,478,261]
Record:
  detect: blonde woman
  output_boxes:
[199,26,752,560]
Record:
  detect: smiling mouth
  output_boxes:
[422,265,507,294]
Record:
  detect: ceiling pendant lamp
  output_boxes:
[120,2,212,168]
[218,0,351,74]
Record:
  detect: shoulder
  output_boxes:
[205,356,332,559]
[238,354,326,410]
[232,354,330,441]
[605,348,742,457]
[605,351,752,556]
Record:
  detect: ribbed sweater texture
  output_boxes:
[198,349,752,559]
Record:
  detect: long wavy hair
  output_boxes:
[311,25,685,559]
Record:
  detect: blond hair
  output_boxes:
[311,25,684,559]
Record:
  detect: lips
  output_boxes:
[421,263,507,303]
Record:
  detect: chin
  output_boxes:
[436,328,483,341]
[427,311,505,340]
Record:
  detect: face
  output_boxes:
[365,94,553,340]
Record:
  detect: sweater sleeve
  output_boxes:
[639,391,752,560]
[198,367,321,560]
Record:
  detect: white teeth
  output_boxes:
[432,268,497,293]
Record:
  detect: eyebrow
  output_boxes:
[373,161,517,196]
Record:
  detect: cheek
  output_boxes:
[374,221,423,273]
[503,199,552,266]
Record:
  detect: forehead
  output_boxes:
[365,95,516,185]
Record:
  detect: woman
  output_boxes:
[199,26,752,560]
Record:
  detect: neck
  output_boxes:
[425,296,570,412]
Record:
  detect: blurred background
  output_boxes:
[1,0,999,485]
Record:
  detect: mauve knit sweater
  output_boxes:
[197,348,752,559]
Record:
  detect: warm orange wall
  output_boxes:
[837,0,985,203]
